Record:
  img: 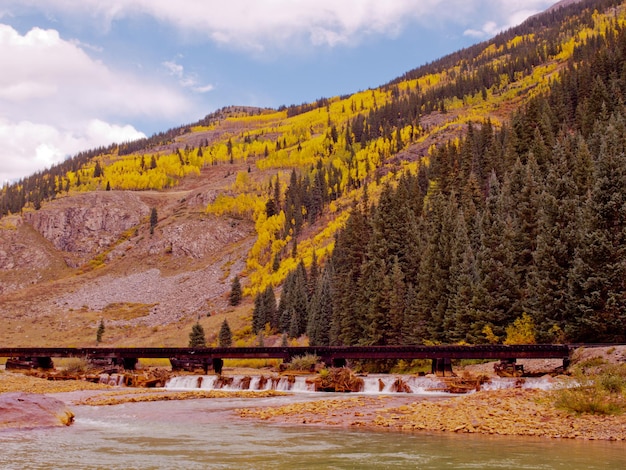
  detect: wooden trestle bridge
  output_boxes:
[0,344,572,375]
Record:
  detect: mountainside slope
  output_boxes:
[1,0,624,347]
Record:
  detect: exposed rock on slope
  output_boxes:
[24,192,150,267]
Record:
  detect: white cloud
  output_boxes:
[5,0,557,51]
[464,1,554,38]
[0,23,190,183]
[0,119,146,184]
[162,60,214,94]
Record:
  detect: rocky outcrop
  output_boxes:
[24,192,150,266]
[0,219,52,271]
[0,392,74,430]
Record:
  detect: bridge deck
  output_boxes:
[0,344,571,361]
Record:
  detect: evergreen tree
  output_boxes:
[330,204,370,345]
[96,318,105,344]
[414,192,456,342]
[150,207,158,235]
[472,172,521,340]
[188,322,206,347]
[525,139,582,340]
[307,261,334,346]
[567,117,626,341]
[229,276,242,306]
[253,286,277,333]
[93,161,104,178]
[286,263,309,338]
[218,320,233,347]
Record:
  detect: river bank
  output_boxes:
[1,346,625,440]
[236,388,626,440]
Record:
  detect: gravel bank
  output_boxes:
[237,388,626,440]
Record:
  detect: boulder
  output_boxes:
[0,393,74,430]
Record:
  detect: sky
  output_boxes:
[0,0,557,184]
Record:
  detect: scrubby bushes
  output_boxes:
[555,363,626,415]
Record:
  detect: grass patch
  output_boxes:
[101,302,156,321]
[56,357,91,375]
[390,359,433,374]
[285,354,320,371]
[223,358,281,369]
[555,363,626,415]
[138,358,171,368]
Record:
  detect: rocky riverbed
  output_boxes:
[237,388,626,440]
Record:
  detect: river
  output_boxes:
[1,392,625,469]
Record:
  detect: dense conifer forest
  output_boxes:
[256,0,626,345]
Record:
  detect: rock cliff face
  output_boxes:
[23,192,150,267]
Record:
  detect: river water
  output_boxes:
[1,393,625,469]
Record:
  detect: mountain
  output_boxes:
[1,0,625,347]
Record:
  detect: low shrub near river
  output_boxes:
[555,363,626,415]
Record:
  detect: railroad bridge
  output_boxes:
[0,344,571,376]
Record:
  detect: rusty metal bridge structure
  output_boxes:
[0,344,572,375]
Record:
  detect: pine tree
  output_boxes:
[218,320,233,347]
[287,263,308,338]
[525,139,581,341]
[472,172,521,340]
[567,117,626,341]
[307,262,334,346]
[252,293,265,334]
[330,204,369,345]
[188,322,206,347]
[93,161,104,178]
[96,318,105,344]
[229,276,242,306]
[150,207,158,235]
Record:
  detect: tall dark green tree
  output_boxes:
[218,320,233,347]
[307,262,334,346]
[229,276,242,306]
[472,172,521,340]
[188,322,206,347]
[96,319,105,344]
[252,286,277,334]
[567,117,626,341]
[150,207,158,235]
[330,204,370,345]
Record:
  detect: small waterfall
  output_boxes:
[99,373,126,387]
[361,375,448,394]
[165,374,560,394]
[480,376,557,391]
[165,374,315,392]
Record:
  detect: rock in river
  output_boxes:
[0,393,74,430]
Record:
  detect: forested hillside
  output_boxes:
[1,0,625,347]
[254,0,626,345]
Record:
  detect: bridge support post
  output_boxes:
[212,358,224,375]
[332,358,347,368]
[121,357,138,370]
[432,358,453,377]
[35,357,54,369]
[563,357,570,370]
